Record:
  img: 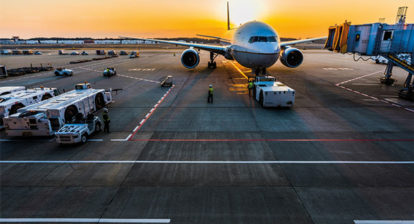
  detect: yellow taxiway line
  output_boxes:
[229,61,249,80]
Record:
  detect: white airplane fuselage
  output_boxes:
[228,21,281,69]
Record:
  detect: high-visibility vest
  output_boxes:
[248,82,253,89]
[209,87,214,95]
[103,113,110,122]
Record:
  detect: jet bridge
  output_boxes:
[325,21,414,100]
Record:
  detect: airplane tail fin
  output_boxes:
[227,1,231,30]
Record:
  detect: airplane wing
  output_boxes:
[280,37,326,47]
[122,37,228,55]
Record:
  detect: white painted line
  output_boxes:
[336,70,382,85]
[0,139,15,142]
[110,139,128,142]
[405,108,414,113]
[354,220,414,224]
[0,218,170,223]
[87,139,103,142]
[126,134,132,140]
[1,160,414,164]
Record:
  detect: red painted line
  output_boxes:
[127,85,175,140]
[128,138,414,142]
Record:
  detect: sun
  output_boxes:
[229,0,265,26]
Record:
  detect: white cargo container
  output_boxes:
[0,86,25,96]
[254,76,295,108]
[4,83,112,136]
[0,87,58,127]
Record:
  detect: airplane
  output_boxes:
[127,2,325,76]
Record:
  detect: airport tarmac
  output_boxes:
[1,49,414,224]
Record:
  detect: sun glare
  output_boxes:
[229,0,266,26]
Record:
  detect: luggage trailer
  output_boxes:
[3,83,112,136]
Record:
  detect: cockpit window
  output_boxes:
[249,36,277,43]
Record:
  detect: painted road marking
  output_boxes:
[127,85,175,140]
[229,61,249,79]
[110,139,128,142]
[1,160,414,164]
[355,221,414,224]
[128,68,156,71]
[336,71,414,113]
[0,218,170,223]
[2,138,414,143]
[324,67,354,71]
[87,139,103,142]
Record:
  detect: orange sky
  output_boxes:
[0,0,413,39]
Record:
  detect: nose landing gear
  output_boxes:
[208,52,218,69]
[254,67,267,76]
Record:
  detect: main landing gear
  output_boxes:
[208,52,217,69]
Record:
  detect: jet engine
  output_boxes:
[181,48,200,69]
[280,47,303,68]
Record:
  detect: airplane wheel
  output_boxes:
[259,91,264,107]
[213,62,217,69]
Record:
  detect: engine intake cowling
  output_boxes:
[181,48,200,69]
[280,47,303,68]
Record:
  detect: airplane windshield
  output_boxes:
[249,36,277,43]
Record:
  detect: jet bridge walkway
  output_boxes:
[325,22,414,100]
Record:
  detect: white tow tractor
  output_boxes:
[253,76,295,108]
[55,115,102,144]
[55,68,73,76]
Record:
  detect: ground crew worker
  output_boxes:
[103,108,110,133]
[207,84,214,103]
[248,79,254,96]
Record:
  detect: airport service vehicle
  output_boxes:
[96,50,106,55]
[3,83,112,136]
[81,51,88,55]
[253,76,295,108]
[120,50,128,55]
[34,51,42,55]
[123,2,324,75]
[70,51,80,55]
[0,86,25,96]
[54,68,73,76]
[103,68,116,77]
[160,76,173,87]
[0,65,9,78]
[129,51,138,58]
[0,87,58,127]
[58,50,67,55]
[108,50,117,56]
[1,49,11,55]
[22,50,33,55]
[55,116,102,144]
